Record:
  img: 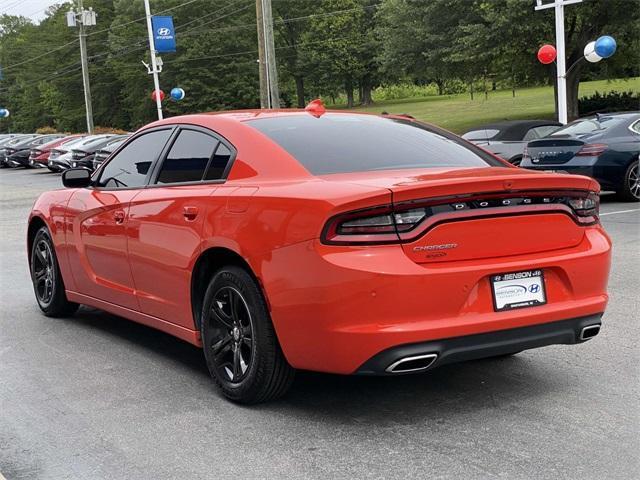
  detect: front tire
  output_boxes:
[201,266,294,404]
[617,159,640,202]
[30,226,79,317]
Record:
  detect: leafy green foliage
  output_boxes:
[0,0,638,133]
[578,90,640,115]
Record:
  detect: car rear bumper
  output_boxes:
[263,226,611,374]
[356,313,602,374]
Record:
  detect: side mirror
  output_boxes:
[62,167,92,188]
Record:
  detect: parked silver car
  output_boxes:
[462,120,561,165]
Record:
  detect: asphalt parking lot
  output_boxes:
[0,167,638,480]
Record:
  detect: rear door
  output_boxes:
[65,128,173,309]
[127,126,235,329]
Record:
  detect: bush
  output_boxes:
[93,126,130,135]
[372,83,439,101]
[578,90,640,115]
[35,126,58,134]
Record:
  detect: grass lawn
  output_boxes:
[345,77,639,134]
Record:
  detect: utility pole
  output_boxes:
[535,0,583,124]
[144,0,163,120]
[256,0,279,109]
[67,0,96,133]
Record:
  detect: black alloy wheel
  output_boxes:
[30,226,79,316]
[201,266,294,404]
[207,286,255,383]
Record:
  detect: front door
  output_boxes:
[65,127,174,310]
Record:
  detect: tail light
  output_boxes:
[322,191,600,245]
[567,191,599,224]
[522,146,530,161]
[576,143,607,156]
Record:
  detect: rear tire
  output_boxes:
[30,226,79,317]
[616,159,639,202]
[200,266,294,404]
[510,156,522,167]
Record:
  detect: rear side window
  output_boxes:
[156,130,219,184]
[462,129,499,141]
[248,114,502,175]
[204,144,232,180]
[97,129,172,188]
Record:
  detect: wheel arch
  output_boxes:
[27,215,48,263]
[191,247,268,331]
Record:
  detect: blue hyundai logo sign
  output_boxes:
[151,16,176,53]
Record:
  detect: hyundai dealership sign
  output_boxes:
[152,16,176,53]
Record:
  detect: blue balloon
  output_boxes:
[170,87,185,101]
[594,36,616,59]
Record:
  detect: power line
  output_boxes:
[85,0,202,38]
[1,0,203,71]
[174,0,250,31]
[2,38,79,71]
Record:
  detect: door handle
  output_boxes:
[183,206,199,221]
[114,210,125,224]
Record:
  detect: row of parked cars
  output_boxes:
[0,133,130,172]
[462,111,640,201]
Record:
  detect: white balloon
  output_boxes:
[584,41,603,63]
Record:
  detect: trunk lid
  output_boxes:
[524,137,585,164]
[322,166,596,263]
[321,166,597,200]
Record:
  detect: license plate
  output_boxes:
[490,270,546,312]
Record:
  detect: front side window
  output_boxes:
[249,114,502,175]
[97,129,172,188]
[156,130,219,184]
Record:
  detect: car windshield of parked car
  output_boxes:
[550,116,630,137]
[248,114,502,175]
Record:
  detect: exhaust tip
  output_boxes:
[580,324,601,341]
[385,353,438,374]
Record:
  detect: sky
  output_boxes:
[0,0,71,23]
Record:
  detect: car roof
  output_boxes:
[464,120,562,141]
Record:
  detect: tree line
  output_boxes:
[0,0,638,133]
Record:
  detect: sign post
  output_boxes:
[535,0,583,125]
[143,0,171,121]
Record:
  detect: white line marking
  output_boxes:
[600,209,640,216]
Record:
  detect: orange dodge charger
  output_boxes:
[28,109,611,403]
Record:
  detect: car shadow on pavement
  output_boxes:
[65,305,563,419]
[69,306,210,377]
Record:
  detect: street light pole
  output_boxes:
[535,0,583,125]
[144,0,163,120]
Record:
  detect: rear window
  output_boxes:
[248,114,502,175]
[551,116,631,136]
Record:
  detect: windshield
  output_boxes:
[248,114,502,175]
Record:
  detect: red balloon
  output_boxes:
[537,44,557,64]
[151,89,165,102]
